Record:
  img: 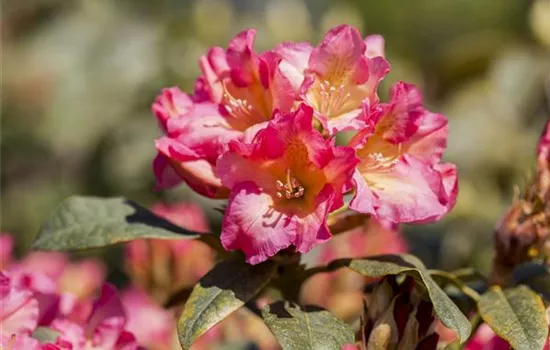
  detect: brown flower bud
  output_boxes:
[361,276,440,350]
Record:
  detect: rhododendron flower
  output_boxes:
[154,29,297,198]
[199,29,295,124]
[152,87,242,197]
[301,25,390,134]
[0,272,39,337]
[52,284,138,350]
[121,288,175,350]
[349,81,457,223]
[217,104,358,264]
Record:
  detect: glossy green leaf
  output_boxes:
[337,254,472,342]
[261,301,355,350]
[178,259,276,350]
[32,196,200,251]
[478,286,549,350]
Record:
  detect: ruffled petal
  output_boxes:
[370,81,424,144]
[221,182,294,265]
[364,34,385,58]
[0,272,39,336]
[152,87,193,132]
[275,42,313,94]
[355,156,455,223]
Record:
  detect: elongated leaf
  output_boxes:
[261,301,355,350]
[335,254,471,342]
[478,286,548,350]
[32,196,200,251]
[178,259,276,350]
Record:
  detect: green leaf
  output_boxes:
[261,301,355,350]
[178,259,276,350]
[32,196,200,251]
[478,286,549,350]
[335,254,472,342]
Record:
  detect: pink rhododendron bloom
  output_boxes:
[154,29,297,198]
[349,81,457,223]
[120,288,175,350]
[52,284,139,350]
[0,272,39,337]
[217,104,358,264]
[199,29,295,123]
[301,25,390,134]
[152,88,241,197]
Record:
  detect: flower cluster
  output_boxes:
[153,25,458,264]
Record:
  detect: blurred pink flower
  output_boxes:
[120,288,175,350]
[217,104,357,264]
[125,203,214,300]
[301,25,390,134]
[51,284,138,350]
[0,271,39,337]
[349,81,457,224]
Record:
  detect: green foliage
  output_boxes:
[478,286,549,350]
[177,259,277,350]
[320,254,472,343]
[31,196,200,251]
[261,301,355,350]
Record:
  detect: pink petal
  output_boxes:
[349,170,379,216]
[152,153,184,190]
[275,42,314,94]
[198,47,230,103]
[364,34,386,58]
[51,319,86,349]
[226,29,258,87]
[151,87,193,132]
[372,81,424,144]
[404,112,448,164]
[221,182,294,265]
[120,288,174,349]
[352,156,455,223]
[1,333,42,350]
[86,284,126,342]
[308,25,365,79]
[258,51,295,113]
[0,272,39,336]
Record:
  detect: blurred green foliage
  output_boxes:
[2,0,550,274]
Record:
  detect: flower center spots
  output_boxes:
[317,80,351,117]
[363,148,401,172]
[276,169,305,199]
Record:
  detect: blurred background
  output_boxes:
[2,0,550,276]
